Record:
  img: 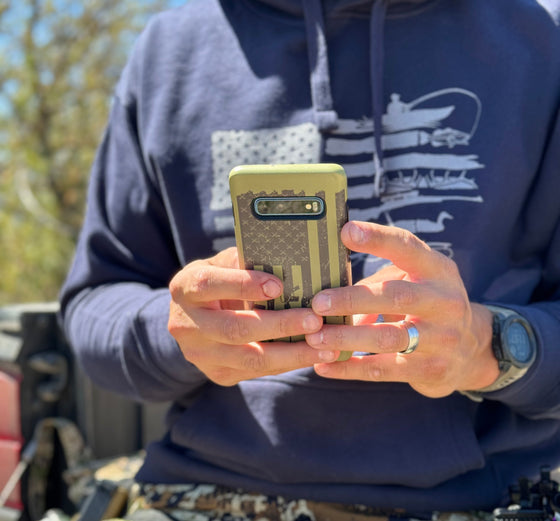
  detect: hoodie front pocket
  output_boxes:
[170,375,485,488]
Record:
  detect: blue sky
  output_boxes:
[0,1,187,59]
[0,1,187,119]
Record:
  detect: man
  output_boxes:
[60,0,560,516]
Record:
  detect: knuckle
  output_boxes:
[439,326,461,348]
[190,266,214,294]
[242,350,267,373]
[376,325,398,352]
[364,359,383,381]
[238,275,251,299]
[450,296,468,318]
[383,280,417,309]
[182,347,205,367]
[167,306,195,341]
[167,309,179,335]
[168,275,184,301]
[421,356,449,383]
[275,315,291,337]
[221,316,249,344]
[327,326,346,349]
[294,347,311,367]
[440,256,461,278]
[341,288,355,314]
[170,261,209,300]
[167,319,181,339]
[208,367,238,387]
[400,227,425,252]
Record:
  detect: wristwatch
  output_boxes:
[473,305,537,394]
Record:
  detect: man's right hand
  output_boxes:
[168,247,333,386]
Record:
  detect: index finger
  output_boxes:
[341,221,451,280]
[170,260,283,305]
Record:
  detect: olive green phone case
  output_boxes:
[229,163,352,360]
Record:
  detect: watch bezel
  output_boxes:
[500,314,537,369]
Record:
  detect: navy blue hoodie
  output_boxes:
[60,0,560,513]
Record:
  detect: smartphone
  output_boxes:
[229,163,352,360]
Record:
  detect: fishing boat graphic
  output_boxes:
[338,87,486,268]
[330,88,484,195]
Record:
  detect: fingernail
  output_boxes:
[262,279,282,298]
[303,314,322,332]
[313,293,331,313]
[306,331,323,345]
[315,363,332,376]
[318,350,337,362]
[348,222,364,244]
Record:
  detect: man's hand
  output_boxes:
[168,247,332,386]
[306,221,500,398]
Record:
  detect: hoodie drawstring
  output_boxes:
[370,0,389,197]
[302,0,389,197]
[302,0,339,131]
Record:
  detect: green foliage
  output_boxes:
[0,0,177,304]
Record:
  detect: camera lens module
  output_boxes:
[253,196,325,219]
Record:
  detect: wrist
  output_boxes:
[462,305,537,399]
[460,303,499,391]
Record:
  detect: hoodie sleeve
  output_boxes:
[476,107,560,420]
[59,51,208,402]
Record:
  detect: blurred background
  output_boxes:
[0,4,186,518]
[0,0,185,305]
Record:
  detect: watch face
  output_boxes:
[505,321,533,364]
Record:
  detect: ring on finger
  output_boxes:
[399,320,419,355]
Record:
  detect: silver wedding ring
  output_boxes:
[399,320,419,354]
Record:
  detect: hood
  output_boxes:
[255,0,438,17]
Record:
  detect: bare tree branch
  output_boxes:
[14,169,74,237]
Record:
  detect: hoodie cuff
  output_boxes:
[132,288,207,394]
[461,303,560,418]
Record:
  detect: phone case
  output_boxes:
[229,164,352,359]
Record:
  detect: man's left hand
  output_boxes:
[307,221,499,398]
